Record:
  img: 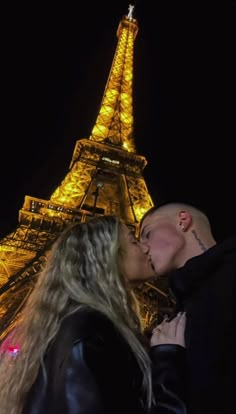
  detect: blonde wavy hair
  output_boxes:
[0,215,152,413]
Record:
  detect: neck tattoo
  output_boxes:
[191,230,208,252]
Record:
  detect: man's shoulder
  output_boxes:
[219,235,236,252]
[209,235,236,265]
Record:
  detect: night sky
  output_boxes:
[1,1,235,242]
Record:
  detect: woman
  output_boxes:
[0,216,187,414]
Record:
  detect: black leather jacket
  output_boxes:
[23,310,187,414]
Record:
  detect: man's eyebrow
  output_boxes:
[140,225,148,238]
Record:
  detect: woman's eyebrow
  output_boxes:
[128,231,137,241]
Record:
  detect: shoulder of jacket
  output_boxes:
[56,309,117,345]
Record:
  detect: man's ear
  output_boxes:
[178,210,192,232]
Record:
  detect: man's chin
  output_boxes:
[151,262,156,272]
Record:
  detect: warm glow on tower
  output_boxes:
[0,6,172,341]
[90,15,138,152]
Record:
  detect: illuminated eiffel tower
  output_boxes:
[0,6,173,341]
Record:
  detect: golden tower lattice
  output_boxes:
[0,8,173,341]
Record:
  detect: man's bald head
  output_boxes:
[140,203,211,234]
[139,202,215,275]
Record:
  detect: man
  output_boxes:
[139,202,236,414]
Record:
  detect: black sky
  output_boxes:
[1,1,235,242]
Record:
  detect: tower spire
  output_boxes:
[127,4,135,21]
[89,7,138,152]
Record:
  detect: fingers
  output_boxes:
[152,312,186,339]
[172,312,186,334]
[152,315,167,334]
[176,311,186,328]
[175,312,186,344]
[155,314,169,329]
[173,312,186,332]
[160,312,182,336]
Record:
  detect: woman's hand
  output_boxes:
[150,312,186,348]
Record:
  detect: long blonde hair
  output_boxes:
[0,216,152,413]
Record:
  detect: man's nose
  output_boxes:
[140,241,149,254]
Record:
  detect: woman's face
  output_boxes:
[119,223,156,282]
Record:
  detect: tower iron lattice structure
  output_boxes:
[0,7,173,342]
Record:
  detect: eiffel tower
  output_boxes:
[0,6,173,341]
